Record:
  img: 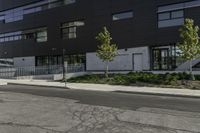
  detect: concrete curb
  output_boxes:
[4,81,200,99]
[0,82,7,86]
[0,81,200,98]
[7,83,69,89]
[67,86,200,99]
[114,91,200,99]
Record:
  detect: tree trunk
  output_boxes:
[105,61,109,78]
[189,60,195,80]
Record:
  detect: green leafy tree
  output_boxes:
[177,18,200,80]
[96,27,118,78]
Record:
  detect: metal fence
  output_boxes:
[0,63,85,79]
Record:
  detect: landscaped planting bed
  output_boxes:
[67,72,200,89]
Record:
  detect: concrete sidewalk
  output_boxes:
[1,79,200,98]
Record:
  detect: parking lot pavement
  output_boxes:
[0,89,199,133]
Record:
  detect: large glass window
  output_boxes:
[152,49,169,70]
[36,28,48,42]
[61,21,85,39]
[152,49,161,70]
[173,46,186,67]
[36,54,86,66]
[158,12,170,20]
[0,0,76,23]
[0,15,5,21]
[171,10,184,18]
[36,56,49,66]
[23,32,35,40]
[158,10,184,28]
[0,27,47,43]
[0,31,22,43]
[158,0,200,13]
[24,7,42,15]
[152,45,186,70]
[64,54,86,64]
[63,0,76,5]
[112,11,133,21]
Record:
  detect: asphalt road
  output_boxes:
[0,84,200,133]
[0,84,200,112]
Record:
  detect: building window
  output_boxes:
[36,56,49,66]
[151,45,185,70]
[25,33,35,40]
[61,21,85,39]
[23,27,48,42]
[4,8,24,23]
[158,12,170,20]
[36,28,48,42]
[0,15,5,21]
[152,47,171,70]
[0,31,22,43]
[23,7,42,15]
[64,54,86,64]
[63,0,76,5]
[0,59,14,66]
[158,10,184,28]
[0,0,76,23]
[158,0,200,13]
[174,46,186,67]
[112,11,133,21]
[0,27,47,43]
[36,54,86,66]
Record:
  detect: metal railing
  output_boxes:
[67,63,85,73]
[0,63,85,79]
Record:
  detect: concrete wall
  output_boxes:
[86,46,150,71]
[13,56,35,67]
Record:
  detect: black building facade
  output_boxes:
[0,0,200,71]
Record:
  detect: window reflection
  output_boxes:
[158,10,184,28]
[0,27,47,43]
[61,21,85,39]
[0,0,76,23]
[112,11,133,21]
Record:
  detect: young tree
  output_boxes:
[96,27,118,78]
[177,18,200,80]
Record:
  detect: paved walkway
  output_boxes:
[1,79,200,98]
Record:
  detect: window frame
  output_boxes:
[60,20,85,40]
[0,27,47,43]
[157,9,184,28]
[112,10,133,21]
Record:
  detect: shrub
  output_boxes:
[177,72,191,80]
[164,73,178,85]
[126,74,137,84]
[67,72,200,86]
[112,75,130,85]
[195,75,200,80]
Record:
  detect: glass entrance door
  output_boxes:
[160,49,169,70]
[152,49,169,70]
[152,49,160,70]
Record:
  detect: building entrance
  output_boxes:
[152,48,169,70]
